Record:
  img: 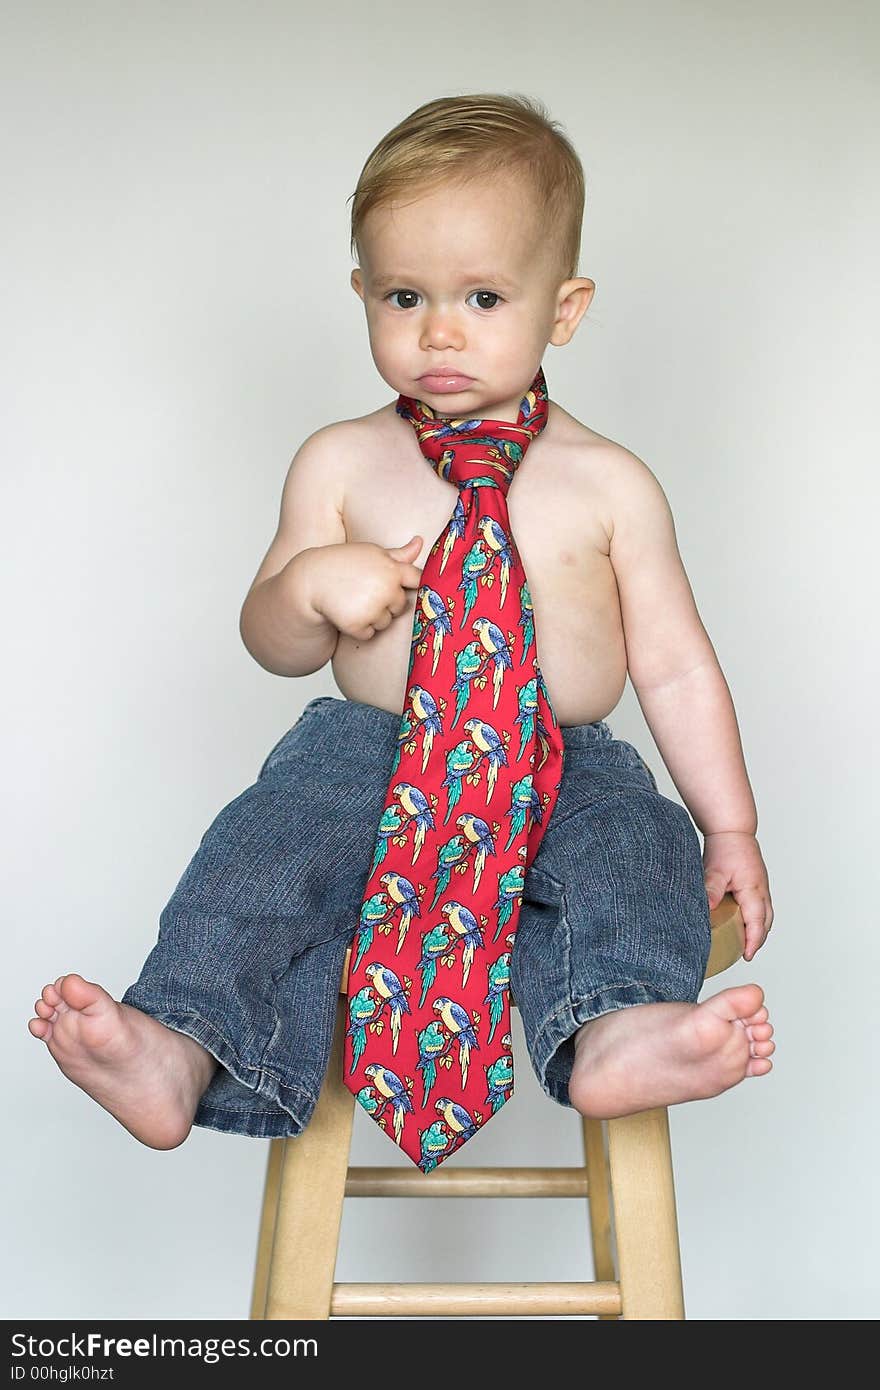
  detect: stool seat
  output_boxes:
[251,894,745,1320]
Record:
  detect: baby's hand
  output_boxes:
[307,535,423,642]
[702,831,774,962]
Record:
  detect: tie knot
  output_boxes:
[396,367,550,496]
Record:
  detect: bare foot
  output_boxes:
[28,973,218,1149]
[568,983,774,1118]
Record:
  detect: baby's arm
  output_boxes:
[607,450,753,829]
[606,449,773,959]
[239,426,347,677]
[239,425,424,676]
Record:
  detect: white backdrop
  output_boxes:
[3,0,878,1320]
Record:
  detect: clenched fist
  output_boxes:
[307,535,424,641]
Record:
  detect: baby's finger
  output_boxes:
[395,562,424,588]
[745,895,772,961]
[742,916,769,961]
[703,871,729,909]
[732,887,765,959]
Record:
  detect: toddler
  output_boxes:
[28,93,774,1149]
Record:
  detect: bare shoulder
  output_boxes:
[295,406,387,474]
[241,410,387,597]
[273,406,388,527]
[554,404,709,690]
[549,401,673,545]
[302,401,401,490]
[307,401,394,441]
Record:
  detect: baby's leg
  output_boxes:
[514,748,774,1119]
[568,986,774,1117]
[28,974,217,1149]
[29,698,408,1147]
[564,787,774,1116]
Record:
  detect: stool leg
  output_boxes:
[250,1137,285,1318]
[581,1117,618,1319]
[261,995,355,1320]
[607,1107,685,1320]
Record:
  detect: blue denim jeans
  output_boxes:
[122,696,712,1137]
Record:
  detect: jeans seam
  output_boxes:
[561,886,573,1005]
[522,864,564,894]
[538,980,662,1034]
[195,1098,315,1116]
[137,1005,315,1098]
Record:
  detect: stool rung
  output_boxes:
[345,1166,589,1198]
[331,1281,621,1317]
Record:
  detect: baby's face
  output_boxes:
[351,175,591,421]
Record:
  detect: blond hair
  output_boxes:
[348,93,585,282]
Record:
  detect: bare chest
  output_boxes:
[333,406,629,726]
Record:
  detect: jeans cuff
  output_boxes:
[121,993,319,1138]
[528,980,697,1108]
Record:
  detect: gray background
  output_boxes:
[3,0,877,1320]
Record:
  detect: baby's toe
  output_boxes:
[750,1038,775,1058]
[746,1056,773,1077]
[744,1005,769,1026]
[28,1017,51,1040]
[34,998,57,1020]
[746,1021,773,1042]
[58,973,106,1011]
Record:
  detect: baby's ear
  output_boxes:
[351,268,365,300]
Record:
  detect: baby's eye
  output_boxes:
[466,290,502,310]
[386,290,421,310]
[384,289,503,311]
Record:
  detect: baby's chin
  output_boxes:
[403,384,480,418]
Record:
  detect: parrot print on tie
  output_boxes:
[344,364,565,1173]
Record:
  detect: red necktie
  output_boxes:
[343,364,564,1172]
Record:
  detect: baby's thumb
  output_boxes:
[704,874,726,910]
[386,535,423,561]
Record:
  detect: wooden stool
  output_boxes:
[250,895,745,1320]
